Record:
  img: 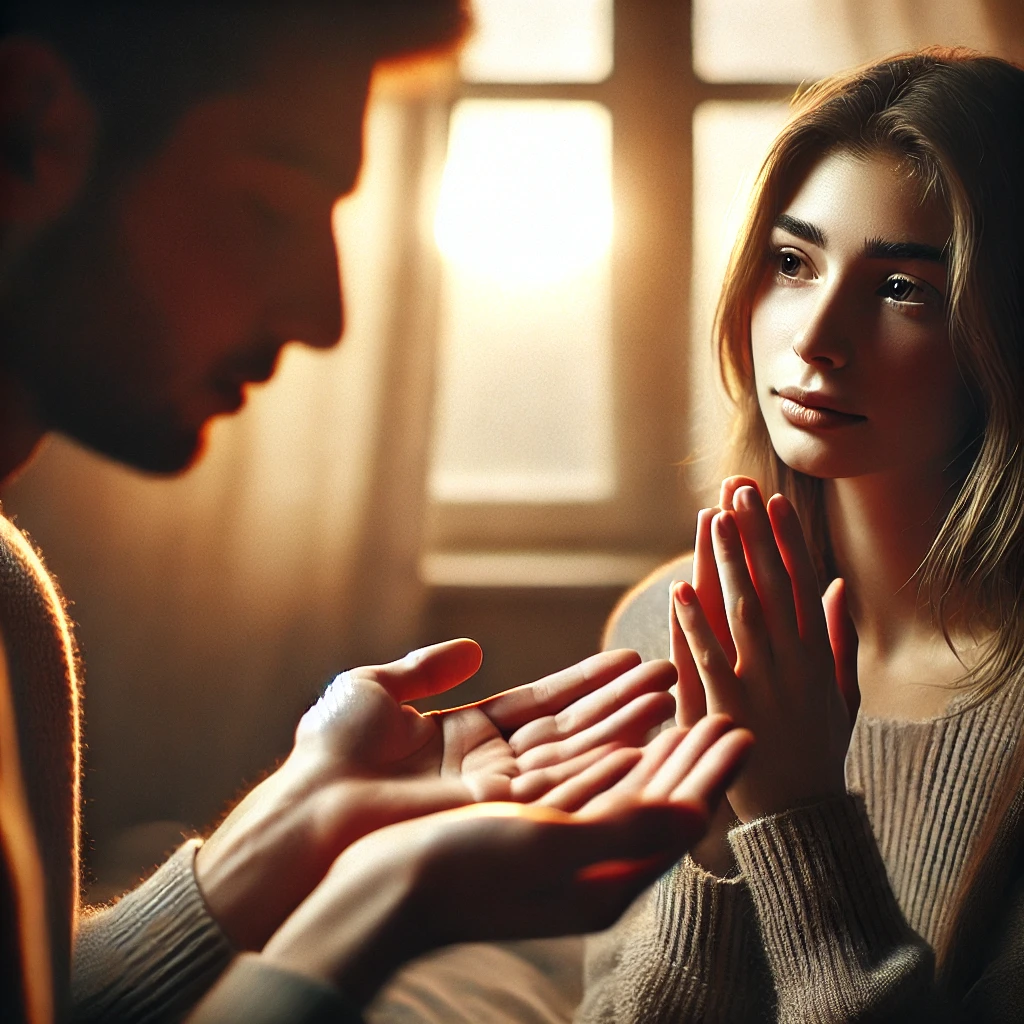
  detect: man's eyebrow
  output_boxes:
[773,214,826,247]
[863,237,947,263]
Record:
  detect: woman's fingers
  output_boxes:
[711,511,773,670]
[671,583,707,727]
[694,506,737,664]
[672,581,745,718]
[719,475,761,512]
[823,577,860,723]
[767,494,830,649]
[731,486,800,642]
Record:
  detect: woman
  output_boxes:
[578,48,1024,1022]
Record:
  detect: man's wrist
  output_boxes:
[195,756,330,950]
[260,840,424,1008]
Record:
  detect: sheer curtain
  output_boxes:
[1,91,449,887]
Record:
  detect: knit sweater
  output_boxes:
[0,511,359,1022]
[577,557,1024,1023]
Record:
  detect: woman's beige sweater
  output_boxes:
[578,558,1024,1023]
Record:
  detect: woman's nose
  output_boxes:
[791,284,851,370]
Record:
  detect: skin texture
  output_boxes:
[0,27,756,1006]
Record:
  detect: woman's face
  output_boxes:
[751,148,973,482]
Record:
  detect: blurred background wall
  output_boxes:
[3,0,1022,898]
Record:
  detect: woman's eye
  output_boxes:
[778,252,802,277]
[878,275,923,304]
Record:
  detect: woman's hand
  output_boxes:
[259,714,753,1007]
[672,483,859,823]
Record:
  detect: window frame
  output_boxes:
[424,0,796,565]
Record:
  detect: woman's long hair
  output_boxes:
[717,48,1024,705]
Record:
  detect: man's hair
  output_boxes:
[2,2,469,166]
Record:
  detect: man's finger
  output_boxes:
[469,649,644,733]
[508,658,676,753]
[642,714,736,802]
[511,742,624,803]
[530,747,642,812]
[577,728,687,818]
[368,638,484,702]
[669,727,754,811]
[513,691,675,772]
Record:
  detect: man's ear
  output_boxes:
[0,38,96,226]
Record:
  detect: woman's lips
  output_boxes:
[773,388,866,430]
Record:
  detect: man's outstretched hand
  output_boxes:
[254,714,753,1008]
[196,641,678,949]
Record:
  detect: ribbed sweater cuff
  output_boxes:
[655,854,752,974]
[72,839,236,1022]
[187,953,364,1024]
[729,793,931,1017]
[580,856,769,1022]
[652,855,769,1020]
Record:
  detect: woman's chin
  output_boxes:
[771,435,861,481]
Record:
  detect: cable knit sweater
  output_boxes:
[578,557,1024,1023]
[0,511,359,1022]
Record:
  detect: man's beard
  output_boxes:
[0,187,206,475]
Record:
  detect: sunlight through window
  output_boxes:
[461,0,614,83]
[430,100,615,504]
[434,100,613,286]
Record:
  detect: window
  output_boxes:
[414,1,1009,703]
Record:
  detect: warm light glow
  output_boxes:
[434,100,613,288]
[693,0,996,83]
[461,0,614,83]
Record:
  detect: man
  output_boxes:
[0,3,751,1021]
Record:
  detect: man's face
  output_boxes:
[1,45,374,472]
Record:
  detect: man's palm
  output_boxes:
[294,638,679,805]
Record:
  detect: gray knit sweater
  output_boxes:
[578,557,1024,1023]
[0,512,358,1022]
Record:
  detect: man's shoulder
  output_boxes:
[602,553,693,662]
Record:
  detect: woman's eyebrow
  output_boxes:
[774,214,825,246]
[863,237,947,263]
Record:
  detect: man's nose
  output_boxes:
[274,219,345,350]
[791,283,851,370]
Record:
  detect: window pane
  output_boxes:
[461,0,614,83]
[693,0,996,83]
[430,100,615,503]
[689,101,790,470]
